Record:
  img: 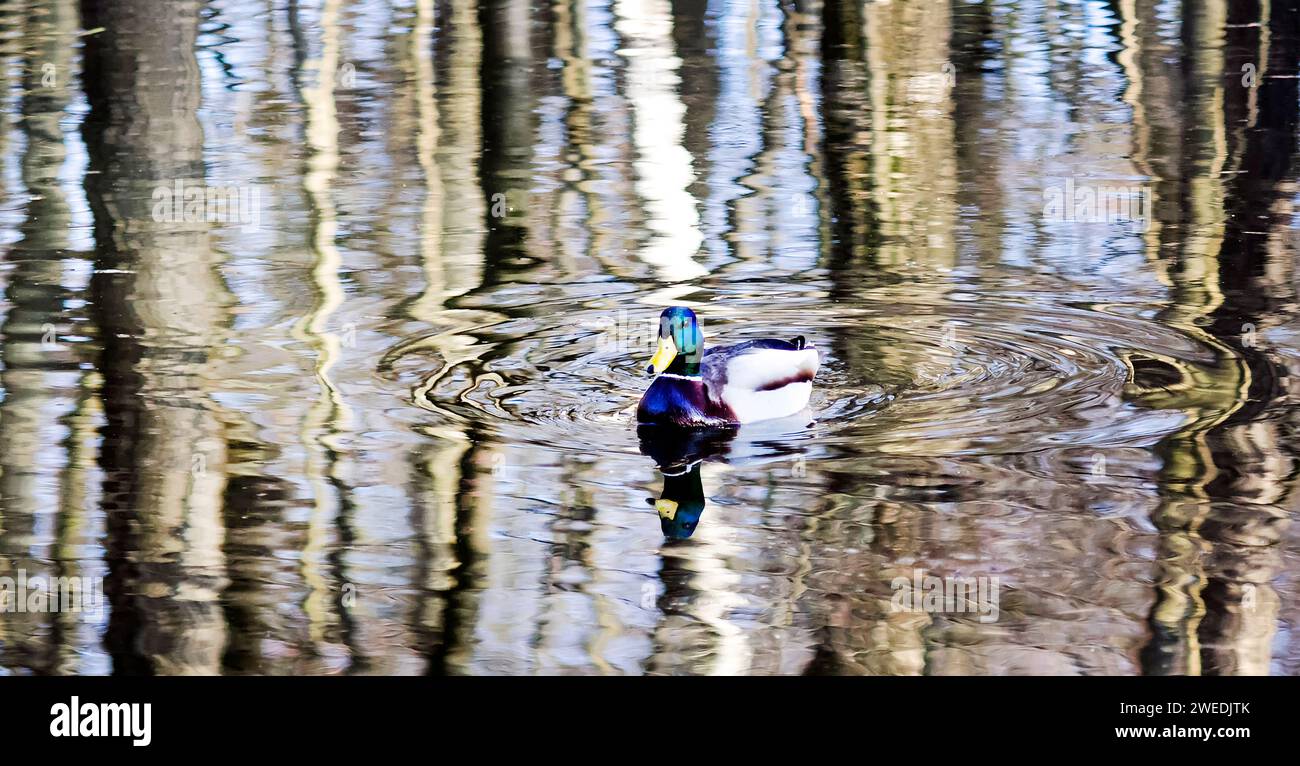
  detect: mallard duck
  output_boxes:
[637,306,819,426]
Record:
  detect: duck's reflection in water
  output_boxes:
[648,464,707,540]
[638,425,731,540]
[637,418,811,540]
[637,419,815,674]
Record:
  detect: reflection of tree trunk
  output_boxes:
[212,6,295,678]
[810,1,961,674]
[821,0,870,281]
[0,0,80,674]
[424,422,491,675]
[1133,0,1298,675]
[479,0,536,282]
[949,0,1004,269]
[1194,0,1300,676]
[409,426,468,672]
[219,472,292,674]
[81,0,229,675]
[1126,0,1231,677]
[50,381,102,674]
[286,0,365,669]
[435,0,486,297]
[671,0,717,197]
[405,0,446,319]
[612,0,705,280]
[820,0,887,393]
[861,0,957,268]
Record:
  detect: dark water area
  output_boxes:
[1,0,1299,675]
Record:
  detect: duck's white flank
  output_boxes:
[719,348,820,423]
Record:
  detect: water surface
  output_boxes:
[1,0,1299,675]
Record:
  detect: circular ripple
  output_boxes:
[389,290,1230,459]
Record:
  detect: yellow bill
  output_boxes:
[654,498,679,520]
[647,335,677,375]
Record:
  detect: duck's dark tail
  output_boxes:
[790,335,806,350]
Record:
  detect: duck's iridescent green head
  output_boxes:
[647,306,704,376]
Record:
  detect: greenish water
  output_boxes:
[0,0,1298,675]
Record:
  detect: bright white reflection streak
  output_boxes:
[614,0,707,281]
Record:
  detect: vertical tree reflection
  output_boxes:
[1135,0,1299,676]
[0,0,82,675]
[81,0,230,675]
[1194,0,1299,676]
